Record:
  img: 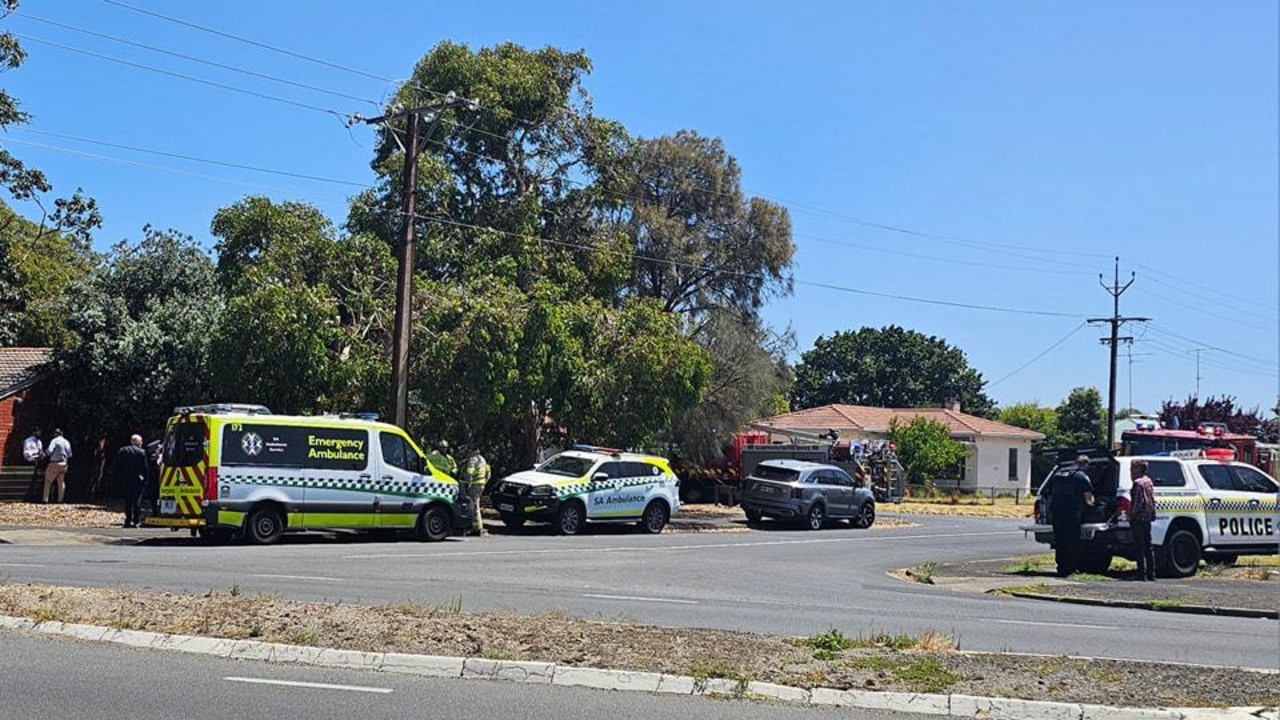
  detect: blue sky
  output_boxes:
[4,1,1277,417]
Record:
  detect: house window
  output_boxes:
[1008,448,1018,481]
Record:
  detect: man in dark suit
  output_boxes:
[113,435,149,528]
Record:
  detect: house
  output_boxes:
[0,347,55,501]
[752,403,1045,492]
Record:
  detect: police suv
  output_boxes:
[143,404,471,544]
[490,447,680,535]
[1022,451,1278,577]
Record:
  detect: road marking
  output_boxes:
[583,593,699,605]
[0,563,43,568]
[252,574,342,582]
[224,677,393,694]
[990,619,1121,631]
[344,530,1015,560]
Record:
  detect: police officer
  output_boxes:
[462,449,491,536]
[425,440,458,478]
[1051,454,1096,577]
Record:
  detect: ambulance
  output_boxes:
[489,446,680,535]
[143,404,471,544]
[1023,451,1278,577]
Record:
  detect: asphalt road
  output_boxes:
[1,515,1277,669]
[0,630,931,720]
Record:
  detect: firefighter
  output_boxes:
[463,449,491,536]
[425,440,458,478]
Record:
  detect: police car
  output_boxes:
[1022,451,1278,577]
[489,446,680,535]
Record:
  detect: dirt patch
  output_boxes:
[0,582,1274,707]
[889,499,1032,519]
[0,502,123,529]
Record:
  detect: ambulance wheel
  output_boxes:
[246,506,285,545]
[639,500,669,534]
[418,506,451,542]
[1159,527,1202,578]
[556,501,585,536]
[500,513,525,529]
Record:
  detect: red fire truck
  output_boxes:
[1120,422,1260,466]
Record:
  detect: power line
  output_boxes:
[14,128,370,188]
[16,34,346,118]
[794,232,1091,276]
[1133,285,1277,333]
[1145,323,1277,368]
[1134,261,1279,315]
[1134,271,1278,325]
[2,135,353,203]
[415,214,1087,318]
[12,12,381,106]
[988,321,1089,387]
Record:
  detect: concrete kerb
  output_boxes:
[2,613,1273,720]
[1001,590,1280,621]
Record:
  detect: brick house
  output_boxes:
[0,347,56,501]
[753,403,1045,492]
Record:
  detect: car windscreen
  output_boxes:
[537,455,595,477]
[752,464,801,483]
[163,422,204,467]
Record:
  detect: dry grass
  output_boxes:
[0,582,1275,707]
[0,502,123,529]
[893,497,1033,518]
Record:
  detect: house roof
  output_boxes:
[755,403,1044,441]
[0,347,53,399]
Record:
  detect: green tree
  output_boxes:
[52,227,221,443]
[209,196,394,415]
[791,325,995,416]
[888,416,969,485]
[998,402,1058,439]
[1054,387,1105,447]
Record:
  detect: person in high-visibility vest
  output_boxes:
[462,450,490,536]
[425,440,458,478]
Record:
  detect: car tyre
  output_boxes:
[852,501,876,529]
[805,503,825,531]
[1158,527,1202,578]
[246,506,284,545]
[418,505,451,542]
[556,501,585,536]
[500,512,526,529]
[744,508,763,525]
[639,501,669,534]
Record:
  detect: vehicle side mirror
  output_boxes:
[592,472,609,482]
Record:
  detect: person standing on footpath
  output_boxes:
[113,435,149,528]
[43,428,72,504]
[1128,459,1157,581]
[462,449,490,536]
[426,440,458,478]
[1050,454,1096,577]
[22,427,43,502]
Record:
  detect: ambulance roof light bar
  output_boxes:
[173,403,272,415]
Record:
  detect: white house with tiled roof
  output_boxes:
[753,403,1045,492]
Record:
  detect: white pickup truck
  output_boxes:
[1022,453,1278,577]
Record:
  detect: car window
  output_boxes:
[1197,464,1236,491]
[753,465,800,482]
[623,461,658,478]
[164,422,204,467]
[1232,466,1278,494]
[380,432,421,473]
[830,469,855,487]
[1146,460,1186,488]
[537,454,595,477]
[594,461,624,479]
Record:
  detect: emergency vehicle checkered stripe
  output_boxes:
[220,474,458,499]
[1157,497,1277,513]
[555,476,671,499]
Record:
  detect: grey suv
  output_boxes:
[741,459,876,530]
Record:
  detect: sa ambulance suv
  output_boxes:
[490,447,679,535]
[1023,451,1278,577]
[143,404,471,544]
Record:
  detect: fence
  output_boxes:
[903,482,1033,505]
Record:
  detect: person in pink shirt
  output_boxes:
[1128,459,1157,581]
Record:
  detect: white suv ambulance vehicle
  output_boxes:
[1023,452,1278,577]
[489,447,680,535]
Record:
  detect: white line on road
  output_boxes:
[343,530,1015,560]
[0,563,44,568]
[583,593,699,605]
[252,574,342,582]
[224,677,393,694]
[990,619,1121,631]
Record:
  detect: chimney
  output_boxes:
[946,398,961,412]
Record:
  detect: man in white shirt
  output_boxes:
[43,428,72,504]
[22,428,43,502]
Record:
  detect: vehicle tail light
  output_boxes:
[791,486,805,499]
[1115,496,1130,521]
[1034,498,1043,521]
[203,466,218,503]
